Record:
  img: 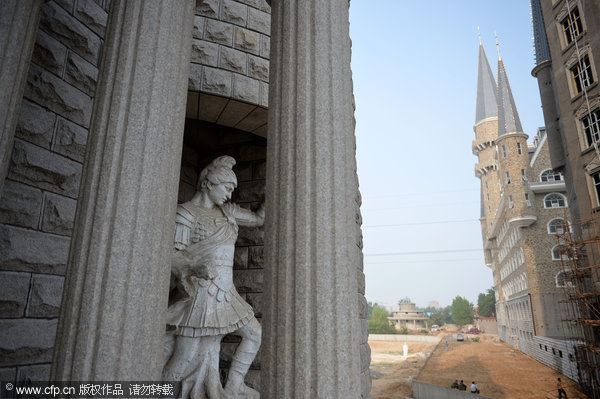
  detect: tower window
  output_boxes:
[552,245,572,261]
[570,55,594,95]
[525,193,531,207]
[548,218,567,234]
[544,193,567,208]
[485,181,488,189]
[582,108,600,147]
[561,7,583,45]
[502,145,507,158]
[487,193,490,201]
[505,171,510,184]
[540,169,562,182]
[509,195,514,208]
[517,142,522,155]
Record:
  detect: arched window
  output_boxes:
[544,193,567,208]
[552,245,572,261]
[548,218,567,234]
[556,271,574,287]
[540,169,563,182]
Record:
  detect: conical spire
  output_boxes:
[475,43,498,124]
[497,56,524,136]
[531,0,551,65]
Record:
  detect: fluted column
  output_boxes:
[0,0,44,194]
[51,0,195,380]
[263,1,364,397]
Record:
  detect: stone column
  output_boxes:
[0,0,44,194]
[51,0,195,380]
[262,0,366,397]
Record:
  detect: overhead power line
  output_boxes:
[364,248,482,257]
[364,257,482,265]
[363,219,478,228]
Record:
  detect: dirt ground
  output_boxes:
[370,334,589,399]
[370,340,437,399]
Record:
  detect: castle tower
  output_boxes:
[495,52,534,221]
[473,42,499,264]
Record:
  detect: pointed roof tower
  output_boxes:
[475,41,498,124]
[496,41,524,136]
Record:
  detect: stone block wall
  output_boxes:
[190,0,270,107]
[0,0,108,380]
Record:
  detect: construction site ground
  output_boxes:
[370,333,589,399]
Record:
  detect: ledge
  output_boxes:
[528,181,566,193]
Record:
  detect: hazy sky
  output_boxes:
[349,1,545,309]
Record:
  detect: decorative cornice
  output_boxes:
[575,94,600,119]
[584,156,600,174]
[565,44,590,68]
[556,0,578,22]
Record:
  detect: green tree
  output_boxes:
[367,301,378,319]
[451,296,474,326]
[368,306,396,334]
[477,288,496,317]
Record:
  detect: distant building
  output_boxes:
[427,300,440,309]
[388,301,428,330]
[473,41,575,380]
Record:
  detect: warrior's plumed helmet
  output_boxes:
[197,155,237,190]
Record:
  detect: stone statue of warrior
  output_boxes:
[163,155,263,399]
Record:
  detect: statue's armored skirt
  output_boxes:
[167,203,254,337]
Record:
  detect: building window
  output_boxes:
[487,193,490,201]
[582,108,600,147]
[570,55,594,95]
[540,169,562,182]
[592,172,600,207]
[488,205,491,214]
[517,142,522,155]
[485,181,488,189]
[509,195,514,208]
[561,7,583,45]
[506,171,510,184]
[552,245,572,261]
[548,218,567,234]
[556,270,574,285]
[544,193,567,208]
[525,193,531,207]
[502,145,507,158]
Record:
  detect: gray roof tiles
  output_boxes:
[475,44,498,124]
[497,57,524,136]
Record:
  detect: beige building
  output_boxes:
[530,1,600,395]
[473,42,576,380]
[388,302,428,330]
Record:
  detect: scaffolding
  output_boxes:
[556,211,600,399]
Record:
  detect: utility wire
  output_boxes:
[364,248,482,257]
[365,257,482,264]
[363,219,478,228]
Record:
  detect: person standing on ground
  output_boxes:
[557,377,568,399]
